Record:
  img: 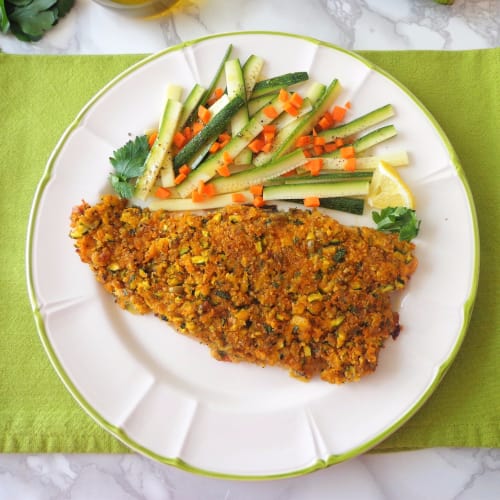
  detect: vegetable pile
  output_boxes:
[108,45,421,241]
[0,0,74,41]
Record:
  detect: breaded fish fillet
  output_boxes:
[70,195,417,383]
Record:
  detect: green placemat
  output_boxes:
[0,48,498,454]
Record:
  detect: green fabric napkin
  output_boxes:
[0,49,498,454]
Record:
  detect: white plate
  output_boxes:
[26,32,479,479]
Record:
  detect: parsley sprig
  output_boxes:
[0,0,75,41]
[372,207,421,241]
[109,135,149,199]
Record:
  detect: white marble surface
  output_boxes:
[1,0,499,498]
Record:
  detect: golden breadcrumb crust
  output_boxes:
[70,195,417,383]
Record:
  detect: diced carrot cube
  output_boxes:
[263,105,279,119]
[203,183,216,197]
[249,184,263,196]
[231,192,247,203]
[248,138,265,154]
[183,126,193,141]
[344,158,357,172]
[216,164,231,177]
[335,137,345,147]
[173,131,187,149]
[289,92,303,108]
[253,195,265,208]
[198,105,211,124]
[284,102,299,116]
[192,122,204,135]
[340,145,355,159]
[295,135,312,148]
[191,190,205,202]
[280,169,297,178]
[324,142,338,153]
[313,136,326,146]
[209,141,221,154]
[218,132,231,143]
[279,88,290,102]
[313,145,324,156]
[148,131,158,148]
[304,196,320,208]
[222,151,233,164]
[179,164,191,175]
[261,142,273,153]
[332,105,347,122]
[174,172,187,185]
[155,186,171,199]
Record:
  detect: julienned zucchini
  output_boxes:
[262,180,370,201]
[317,151,408,172]
[200,44,233,106]
[266,171,373,186]
[150,190,254,211]
[135,98,183,198]
[209,149,307,194]
[254,79,341,166]
[225,59,252,165]
[318,104,395,142]
[177,83,206,131]
[242,54,264,99]
[252,83,326,166]
[322,125,398,159]
[176,94,287,198]
[173,95,244,170]
[282,196,365,215]
[251,71,309,98]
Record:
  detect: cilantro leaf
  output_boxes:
[372,207,421,241]
[0,0,10,33]
[2,0,75,41]
[109,135,149,199]
[110,135,149,179]
[8,0,57,40]
[109,174,136,200]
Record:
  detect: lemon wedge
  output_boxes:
[367,160,415,209]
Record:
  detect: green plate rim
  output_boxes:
[25,30,480,481]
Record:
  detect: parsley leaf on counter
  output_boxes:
[1,0,75,41]
[372,207,421,241]
[109,135,150,199]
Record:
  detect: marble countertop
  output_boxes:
[1,0,499,498]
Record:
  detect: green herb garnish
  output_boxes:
[0,0,75,41]
[109,135,149,199]
[372,207,421,241]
